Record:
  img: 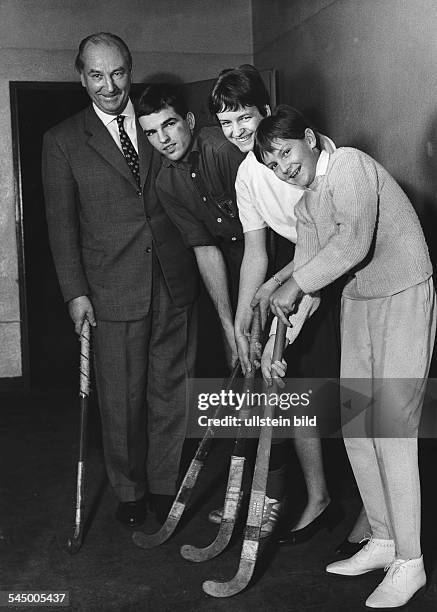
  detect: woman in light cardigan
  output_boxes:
[256,104,435,610]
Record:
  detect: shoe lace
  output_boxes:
[384,559,406,580]
[357,533,372,554]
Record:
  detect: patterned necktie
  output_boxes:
[116,115,140,186]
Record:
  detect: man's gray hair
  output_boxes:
[74,32,132,73]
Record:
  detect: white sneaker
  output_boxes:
[365,556,426,608]
[208,495,282,538]
[326,537,395,576]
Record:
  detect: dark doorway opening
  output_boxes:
[11,83,92,391]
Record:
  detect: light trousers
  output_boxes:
[341,278,436,559]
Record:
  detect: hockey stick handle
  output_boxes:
[79,318,91,398]
[272,319,287,365]
[246,304,262,378]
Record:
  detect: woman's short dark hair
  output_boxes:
[75,32,132,73]
[136,83,189,120]
[254,104,320,163]
[208,64,270,116]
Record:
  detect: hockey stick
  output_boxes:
[132,360,241,550]
[66,318,91,554]
[180,305,262,562]
[203,319,287,597]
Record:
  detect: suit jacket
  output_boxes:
[42,105,198,320]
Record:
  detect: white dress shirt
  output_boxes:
[93,99,138,153]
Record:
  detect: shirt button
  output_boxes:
[217,217,222,223]
[231,236,237,241]
[202,196,207,202]
[146,247,152,253]
[191,172,196,178]
[137,189,142,196]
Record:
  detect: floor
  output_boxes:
[1,388,436,612]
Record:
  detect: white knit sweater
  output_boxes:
[293,148,432,299]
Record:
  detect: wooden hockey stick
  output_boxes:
[66,318,91,554]
[203,319,287,597]
[132,361,241,550]
[180,305,262,562]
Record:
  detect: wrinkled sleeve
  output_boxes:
[293,150,378,293]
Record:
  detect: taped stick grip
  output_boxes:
[247,305,262,379]
[79,318,91,398]
[271,319,287,367]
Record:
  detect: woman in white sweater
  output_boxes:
[255,104,435,609]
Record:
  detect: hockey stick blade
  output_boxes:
[181,307,262,562]
[133,362,241,550]
[203,321,287,597]
[203,557,258,598]
[66,533,83,555]
[202,444,270,595]
[180,455,244,562]
[133,458,203,549]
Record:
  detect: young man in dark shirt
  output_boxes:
[137,84,245,366]
[137,84,287,537]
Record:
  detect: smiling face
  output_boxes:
[138,106,195,161]
[80,42,131,115]
[261,129,319,188]
[216,105,268,153]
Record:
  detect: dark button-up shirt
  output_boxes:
[156,127,245,243]
[156,126,246,303]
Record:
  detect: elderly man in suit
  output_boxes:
[42,32,198,528]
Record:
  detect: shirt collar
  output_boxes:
[314,148,330,178]
[92,98,135,127]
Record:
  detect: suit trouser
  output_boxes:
[341,278,436,559]
[93,262,197,501]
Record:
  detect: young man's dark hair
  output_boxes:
[74,32,132,73]
[137,83,189,120]
[208,64,270,116]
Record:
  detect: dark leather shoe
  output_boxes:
[334,537,369,555]
[278,502,343,545]
[149,494,175,524]
[116,497,147,528]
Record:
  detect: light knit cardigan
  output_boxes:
[293,147,432,299]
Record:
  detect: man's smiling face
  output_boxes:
[80,42,131,116]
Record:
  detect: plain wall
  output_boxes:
[0,0,253,379]
[253,0,437,231]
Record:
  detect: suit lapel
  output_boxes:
[83,106,138,188]
[136,118,152,188]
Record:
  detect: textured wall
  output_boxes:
[0,0,253,379]
[253,0,437,225]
